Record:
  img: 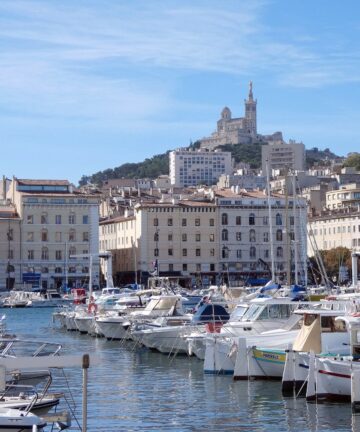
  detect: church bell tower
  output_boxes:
[244,81,257,137]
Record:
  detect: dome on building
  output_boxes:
[221,106,231,120]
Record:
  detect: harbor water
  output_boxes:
[5,308,357,431]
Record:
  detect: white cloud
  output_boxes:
[0,0,359,130]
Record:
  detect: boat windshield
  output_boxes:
[242,304,263,321]
[230,305,248,321]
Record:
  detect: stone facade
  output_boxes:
[308,209,360,256]
[4,178,100,290]
[200,82,282,150]
[0,204,21,289]
[99,191,308,287]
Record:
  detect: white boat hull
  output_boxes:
[136,326,193,354]
[0,408,46,432]
[95,319,128,340]
[75,316,95,334]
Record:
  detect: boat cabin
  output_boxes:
[131,295,184,317]
[292,309,349,355]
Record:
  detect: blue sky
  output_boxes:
[1,0,359,184]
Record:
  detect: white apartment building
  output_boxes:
[262,140,305,174]
[217,173,266,190]
[308,210,360,256]
[5,178,100,290]
[169,149,232,187]
[325,183,360,209]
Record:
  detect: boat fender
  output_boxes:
[351,312,360,317]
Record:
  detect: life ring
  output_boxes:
[88,302,98,314]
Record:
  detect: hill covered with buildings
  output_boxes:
[78,83,344,187]
[78,143,342,187]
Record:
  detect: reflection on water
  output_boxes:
[5,308,355,431]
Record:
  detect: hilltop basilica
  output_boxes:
[200,82,282,150]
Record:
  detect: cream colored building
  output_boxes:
[99,214,137,283]
[100,201,218,286]
[325,183,360,210]
[0,203,21,290]
[6,178,100,290]
[308,209,360,256]
[99,190,308,286]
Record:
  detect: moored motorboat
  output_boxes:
[0,407,47,431]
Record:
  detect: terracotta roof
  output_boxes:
[17,179,70,186]
[215,189,289,199]
[0,208,19,219]
[138,200,216,208]
[20,192,100,198]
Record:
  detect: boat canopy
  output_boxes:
[191,304,230,324]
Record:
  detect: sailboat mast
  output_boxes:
[89,255,93,299]
[292,175,299,285]
[266,160,276,283]
[285,173,291,286]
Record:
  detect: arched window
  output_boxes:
[249,229,256,242]
[276,213,282,225]
[276,247,283,258]
[41,247,49,260]
[249,213,255,225]
[222,229,228,241]
[276,229,283,241]
[221,213,228,225]
[250,246,256,259]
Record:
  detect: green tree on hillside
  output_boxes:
[343,152,360,171]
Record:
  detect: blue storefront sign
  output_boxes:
[22,272,41,285]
